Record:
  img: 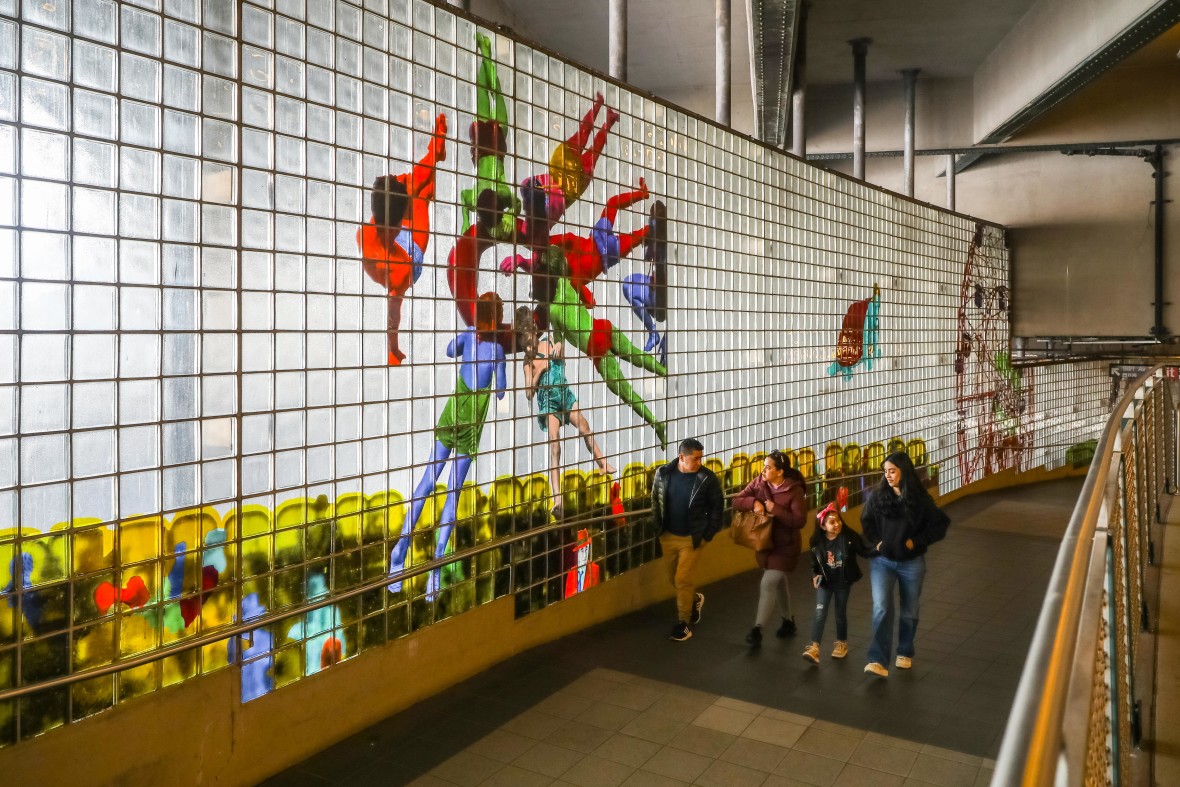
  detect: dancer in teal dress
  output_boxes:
[517,309,616,512]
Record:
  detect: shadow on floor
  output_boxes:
[265,478,1084,786]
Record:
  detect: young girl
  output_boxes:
[803,503,876,663]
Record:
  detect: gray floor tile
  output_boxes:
[466,728,538,763]
[791,728,862,762]
[621,711,689,745]
[513,741,586,779]
[561,754,636,787]
[832,763,906,787]
[546,719,616,754]
[742,715,808,748]
[578,701,643,732]
[772,749,845,786]
[479,764,554,787]
[666,724,738,759]
[428,750,505,787]
[693,759,769,787]
[642,746,714,782]
[907,753,980,787]
[720,737,791,773]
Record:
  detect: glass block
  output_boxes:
[0,73,15,122]
[20,180,69,231]
[20,129,68,180]
[73,89,118,140]
[119,470,161,518]
[337,1,360,40]
[275,55,305,99]
[120,286,161,331]
[21,434,69,485]
[306,65,333,105]
[20,384,68,433]
[165,0,200,24]
[23,0,70,30]
[201,204,237,246]
[68,239,113,287]
[21,77,70,131]
[73,138,117,187]
[72,187,117,235]
[73,430,116,477]
[163,20,201,68]
[202,74,236,120]
[72,42,117,94]
[118,194,160,240]
[275,135,304,175]
[71,284,116,332]
[119,239,160,285]
[241,168,273,210]
[120,53,162,103]
[242,45,274,90]
[202,118,237,163]
[0,125,13,175]
[19,333,68,380]
[242,128,273,169]
[243,4,274,47]
[275,97,304,137]
[121,6,163,57]
[276,16,305,59]
[120,333,161,378]
[162,198,198,242]
[22,27,70,82]
[0,175,11,225]
[75,0,118,44]
[163,65,199,112]
[120,100,161,148]
[242,86,273,129]
[203,32,237,79]
[120,147,162,194]
[161,154,199,199]
[241,209,274,250]
[162,109,200,155]
[119,379,160,424]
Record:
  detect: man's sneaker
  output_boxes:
[690,592,705,625]
[802,642,820,663]
[745,626,762,647]
[776,616,796,638]
[864,662,889,677]
[831,641,848,659]
[895,655,912,669]
[670,622,692,642]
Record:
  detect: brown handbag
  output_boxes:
[730,509,773,551]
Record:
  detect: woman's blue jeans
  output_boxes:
[868,555,926,665]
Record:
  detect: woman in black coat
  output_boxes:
[859,451,950,677]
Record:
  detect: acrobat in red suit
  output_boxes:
[551,178,650,307]
[564,529,602,598]
[517,92,619,249]
[356,113,447,365]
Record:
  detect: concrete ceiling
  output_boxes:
[473,0,1042,93]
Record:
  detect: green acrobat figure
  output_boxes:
[460,32,520,242]
[531,246,668,450]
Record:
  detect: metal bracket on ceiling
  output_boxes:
[746,0,803,147]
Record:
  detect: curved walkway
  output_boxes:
[265,478,1084,787]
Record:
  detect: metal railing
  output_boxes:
[994,366,1175,785]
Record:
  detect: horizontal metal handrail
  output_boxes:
[0,505,642,701]
[0,462,923,701]
[992,365,1166,785]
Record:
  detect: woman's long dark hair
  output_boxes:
[768,449,805,483]
[876,450,929,503]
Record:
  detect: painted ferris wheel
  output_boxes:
[954,223,1035,485]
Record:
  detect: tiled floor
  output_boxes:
[264,479,1083,787]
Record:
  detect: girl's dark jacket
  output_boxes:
[860,486,951,561]
[809,526,877,586]
[732,470,807,571]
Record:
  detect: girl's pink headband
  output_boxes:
[816,502,840,524]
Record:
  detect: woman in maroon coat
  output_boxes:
[733,450,808,646]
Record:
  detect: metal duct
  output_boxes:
[745,0,803,146]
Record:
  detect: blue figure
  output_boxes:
[388,297,508,596]
[621,199,668,366]
[231,592,274,702]
[3,553,45,632]
[286,573,345,675]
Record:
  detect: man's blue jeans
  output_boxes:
[868,555,926,665]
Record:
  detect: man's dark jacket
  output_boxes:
[651,460,725,548]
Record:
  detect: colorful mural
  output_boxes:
[0,1,1117,750]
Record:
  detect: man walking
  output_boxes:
[652,438,725,641]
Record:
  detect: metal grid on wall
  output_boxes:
[0,0,1114,744]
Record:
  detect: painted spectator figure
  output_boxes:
[651,438,725,641]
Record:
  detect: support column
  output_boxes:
[901,68,919,197]
[716,0,731,125]
[849,38,871,181]
[448,0,470,11]
[946,154,956,211]
[609,0,627,82]
[789,3,809,156]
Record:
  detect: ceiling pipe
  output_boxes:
[901,68,919,197]
[716,0,731,125]
[789,2,808,157]
[609,0,627,81]
[849,38,871,180]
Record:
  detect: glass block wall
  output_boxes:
[0,0,1113,743]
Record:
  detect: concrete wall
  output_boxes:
[802,64,1180,337]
